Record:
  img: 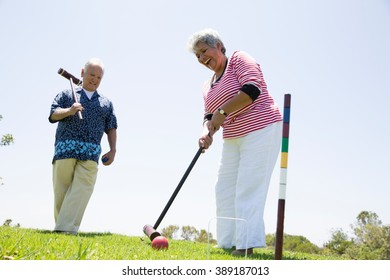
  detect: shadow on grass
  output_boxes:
[208,247,277,260]
[212,246,311,260]
[77,232,114,237]
[37,229,113,238]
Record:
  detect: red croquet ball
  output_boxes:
[152,236,169,250]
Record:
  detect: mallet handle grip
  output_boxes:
[58,68,82,86]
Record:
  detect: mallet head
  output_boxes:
[143,224,161,241]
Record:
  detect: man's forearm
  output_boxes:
[107,128,117,152]
[50,108,73,122]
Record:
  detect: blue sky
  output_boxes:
[0,0,389,247]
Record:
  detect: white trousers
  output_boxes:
[215,122,282,249]
[53,159,98,233]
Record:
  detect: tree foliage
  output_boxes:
[161,225,179,239]
[2,219,20,227]
[323,228,353,255]
[160,225,216,244]
[324,211,390,259]
[381,226,390,260]
[181,225,198,241]
[266,233,321,254]
[1,114,14,186]
[195,229,216,244]
[0,114,14,146]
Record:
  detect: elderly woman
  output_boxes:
[187,28,282,255]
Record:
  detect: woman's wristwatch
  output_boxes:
[218,108,228,117]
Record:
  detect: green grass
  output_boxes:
[0,226,341,260]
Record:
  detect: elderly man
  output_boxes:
[49,58,117,234]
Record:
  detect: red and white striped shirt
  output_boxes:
[203,50,282,139]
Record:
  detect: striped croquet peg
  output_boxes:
[275,93,291,260]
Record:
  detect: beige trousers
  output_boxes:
[53,159,98,233]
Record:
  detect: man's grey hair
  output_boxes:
[84,58,105,74]
[187,28,226,55]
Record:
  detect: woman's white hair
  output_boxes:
[187,28,226,54]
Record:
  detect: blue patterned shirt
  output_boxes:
[49,88,118,163]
